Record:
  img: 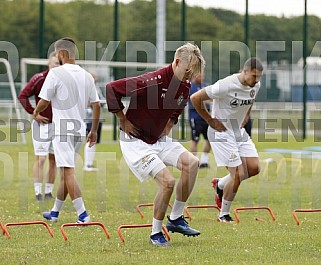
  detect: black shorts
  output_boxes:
[189,119,209,142]
[86,122,103,143]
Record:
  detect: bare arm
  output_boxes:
[33,99,50,120]
[241,106,252,128]
[190,89,226,132]
[87,101,101,147]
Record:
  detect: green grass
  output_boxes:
[1,130,321,264]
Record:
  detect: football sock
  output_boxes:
[219,199,232,217]
[51,198,65,212]
[84,142,96,166]
[218,174,231,190]
[169,199,186,220]
[151,218,163,235]
[72,197,86,216]
[45,183,54,194]
[34,182,42,195]
[200,153,209,164]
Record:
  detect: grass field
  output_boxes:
[1,129,321,265]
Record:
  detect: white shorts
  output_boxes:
[120,131,188,182]
[32,120,54,156]
[52,135,85,168]
[208,127,258,167]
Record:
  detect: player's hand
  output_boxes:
[34,113,49,124]
[119,117,140,138]
[208,117,226,132]
[87,131,97,147]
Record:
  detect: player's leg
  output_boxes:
[32,120,50,202]
[208,128,241,221]
[160,140,200,236]
[236,131,260,182]
[43,167,67,222]
[153,168,175,223]
[33,155,46,202]
[200,120,211,167]
[84,122,102,171]
[84,122,96,171]
[44,153,56,199]
[189,118,199,155]
[44,135,89,223]
[119,132,171,246]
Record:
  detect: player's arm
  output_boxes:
[87,101,100,147]
[106,80,140,138]
[241,106,252,128]
[114,110,141,138]
[190,89,226,132]
[18,75,42,114]
[190,89,211,122]
[33,99,50,120]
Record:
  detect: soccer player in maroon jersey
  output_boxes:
[18,52,59,202]
[107,43,205,246]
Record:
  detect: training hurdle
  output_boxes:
[184,205,220,221]
[60,222,110,241]
[1,222,10,238]
[292,209,321,225]
[117,224,170,243]
[136,203,172,219]
[3,221,54,239]
[233,206,276,223]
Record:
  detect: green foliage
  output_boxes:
[1,0,321,82]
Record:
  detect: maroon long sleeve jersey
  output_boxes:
[18,69,53,122]
[106,64,190,144]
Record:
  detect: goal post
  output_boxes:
[0,58,26,144]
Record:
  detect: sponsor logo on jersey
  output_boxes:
[230,98,239,108]
[250,89,255,98]
[230,98,255,107]
[240,99,255,106]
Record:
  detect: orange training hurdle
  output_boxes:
[117,224,170,243]
[3,221,54,239]
[292,209,321,225]
[136,203,172,219]
[184,205,220,221]
[233,206,276,223]
[60,221,110,241]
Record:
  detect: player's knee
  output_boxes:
[249,164,260,177]
[188,155,199,170]
[36,156,46,167]
[162,177,175,192]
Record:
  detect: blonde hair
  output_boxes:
[174,43,205,74]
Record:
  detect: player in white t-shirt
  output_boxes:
[33,37,100,223]
[190,58,263,222]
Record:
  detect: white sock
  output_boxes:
[45,183,54,194]
[84,142,96,166]
[169,199,186,220]
[51,198,65,212]
[34,182,42,195]
[200,152,209,164]
[151,218,163,235]
[72,197,86,216]
[219,199,232,217]
[218,174,231,190]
